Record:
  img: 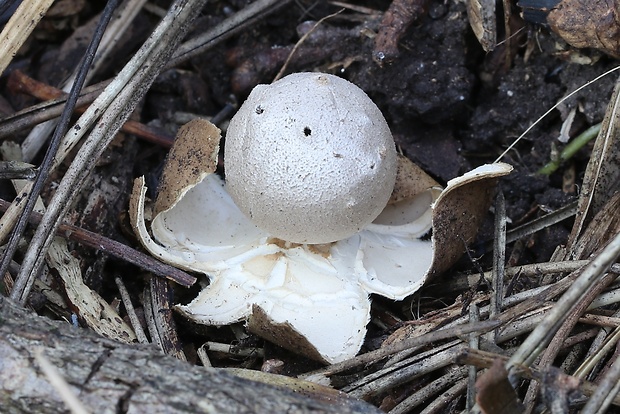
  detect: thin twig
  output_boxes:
[0,197,196,286]
[114,276,149,343]
[504,201,578,244]
[420,377,468,414]
[3,71,174,147]
[299,320,499,380]
[346,344,465,399]
[167,0,292,68]
[20,0,148,162]
[6,0,120,303]
[574,323,620,379]
[521,270,618,413]
[488,189,506,343]
[506,232,620,372]
[457,347,620,407]
[343,339,462,395]
[147,276,186,360]
[467,304,480,410]
[388,366,468,414]
[581,356,620,414]
[10,0,209,305]
[0,0,55,76]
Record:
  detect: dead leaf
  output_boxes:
[476,359,524,414]
[547,0,620,58]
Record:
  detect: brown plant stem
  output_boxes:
[5,70,174,147]
[0,197,196,287]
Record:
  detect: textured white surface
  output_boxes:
[132,162,512,362]
[225,72,397,244]
[132,171,434,363]
[130,154,512,363]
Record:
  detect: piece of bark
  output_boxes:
[0,297,381,414]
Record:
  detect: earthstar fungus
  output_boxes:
[225,72,398,244]
[130,73,512,364]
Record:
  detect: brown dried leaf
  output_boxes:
[476,359,524,414]
[547,0,620,58]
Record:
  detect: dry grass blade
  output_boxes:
[574,323,620,379]
[5,0,121,304]
[507,232,620,372]
[565,75,620,252]
[581,355,620,414]
[0,197,196,287]
[299,320,499,381]
[33,348,90,414]
[0,0,55,76]
[10,0,208,305]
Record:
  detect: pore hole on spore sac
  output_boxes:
[303,127,311,136]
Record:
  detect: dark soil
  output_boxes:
[1,0,617,412]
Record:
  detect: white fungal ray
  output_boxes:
[131,160,512,364]
[132,171,435,363]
